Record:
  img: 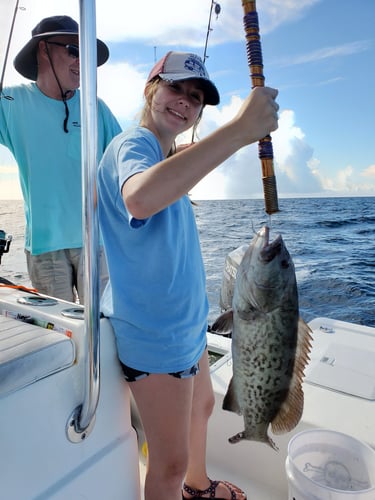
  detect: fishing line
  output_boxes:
[241,0,279,216]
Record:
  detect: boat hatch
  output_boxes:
[207,331,231,371]
[305,317,375,400]
[0,315,75,397]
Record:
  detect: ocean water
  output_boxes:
[194,197,375,328]
[1,197,374,327]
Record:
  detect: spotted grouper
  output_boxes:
[212,226,312,449]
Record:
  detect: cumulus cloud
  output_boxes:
[4,0,320,74]
[361,165,375,178]
[306,160,375,196]
[191,104,323,199]
[190,101,375,200]
[2,0,373,200]
[272,110,322,195]
[97,62,145,126]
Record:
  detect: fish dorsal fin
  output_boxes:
[271,317,313,434]
[210,309,233,336]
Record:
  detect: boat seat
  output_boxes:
[0,315,75,398]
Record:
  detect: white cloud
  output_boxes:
[4,0,321,69]
[190,169,228,200]
[192,104,323,199]
[97,62,145,126]
[2,0,373,200]
[191,103,375,199]
[190,96,263,199]
[316,163,375,195]
[361,164,375,178]
[0,165,22,199]
[274,40,372,68]
[272,110,322,194]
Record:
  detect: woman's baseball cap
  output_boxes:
[14,15,109,80]
[146,51,220,106]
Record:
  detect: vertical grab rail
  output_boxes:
[66,0,101,442]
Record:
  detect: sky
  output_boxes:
[0,0,374,200]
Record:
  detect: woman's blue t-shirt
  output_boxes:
[97,126,208,373]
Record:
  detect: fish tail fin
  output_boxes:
[228,429,279,451]
[271,318,313,434]
[228,431,245,444]
[222,377,241,414]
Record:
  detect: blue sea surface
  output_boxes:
[194,197,375,328]
[1,197,374,328]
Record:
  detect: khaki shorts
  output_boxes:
[25,247,108,304]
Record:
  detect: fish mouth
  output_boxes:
[264,225,270,244]
[260,226,282,259]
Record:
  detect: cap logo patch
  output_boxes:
[184,55,207,78]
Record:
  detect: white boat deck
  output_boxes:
[0,284,374,499]
[202,318,375,498]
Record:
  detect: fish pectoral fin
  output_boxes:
[211,309,234,336]
[271,318,313,434]
[222,377,242,415]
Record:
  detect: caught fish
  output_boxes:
[212,226,312,449]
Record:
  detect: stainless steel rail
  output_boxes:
[66,0,101,442]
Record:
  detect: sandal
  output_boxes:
[182,478,246,499]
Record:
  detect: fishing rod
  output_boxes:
[0,0,21,99]
[241,0,279,215]
[203,0,221,63]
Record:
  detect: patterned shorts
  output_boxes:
[120,360,200,382]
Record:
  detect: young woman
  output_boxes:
[97,51,278,500]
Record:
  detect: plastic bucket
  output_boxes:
[285,429,375,499]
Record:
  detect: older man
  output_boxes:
[0,16,121,302]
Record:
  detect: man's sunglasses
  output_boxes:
[46,42,79,59]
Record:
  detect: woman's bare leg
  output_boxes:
[184,350,246,499]
[185,349,214,486]
[129,350,246,499]
[130,373,194,500]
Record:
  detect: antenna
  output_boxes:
[203,0,221,63]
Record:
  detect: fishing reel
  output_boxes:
[0,229,12,264]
